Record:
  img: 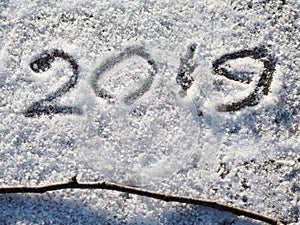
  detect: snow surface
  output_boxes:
[0,0,299,224]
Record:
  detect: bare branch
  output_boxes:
[0,176,285,225]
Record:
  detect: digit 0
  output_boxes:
[90,46,157,105]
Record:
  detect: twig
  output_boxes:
[0,176,285,225]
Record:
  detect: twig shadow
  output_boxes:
[160,205,262,225]
[0,194,263,225]
[0,194,112,224]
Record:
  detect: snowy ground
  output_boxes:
[0,0,299,224]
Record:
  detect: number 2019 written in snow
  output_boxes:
[23,44,276,117]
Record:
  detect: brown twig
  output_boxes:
[0,176,285,225]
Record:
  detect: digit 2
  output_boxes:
[23,49,82,117]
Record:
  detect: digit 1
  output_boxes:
[176,43,197,95]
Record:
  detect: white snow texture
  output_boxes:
[0,0,299,224]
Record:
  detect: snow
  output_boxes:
[0,0,299,224]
